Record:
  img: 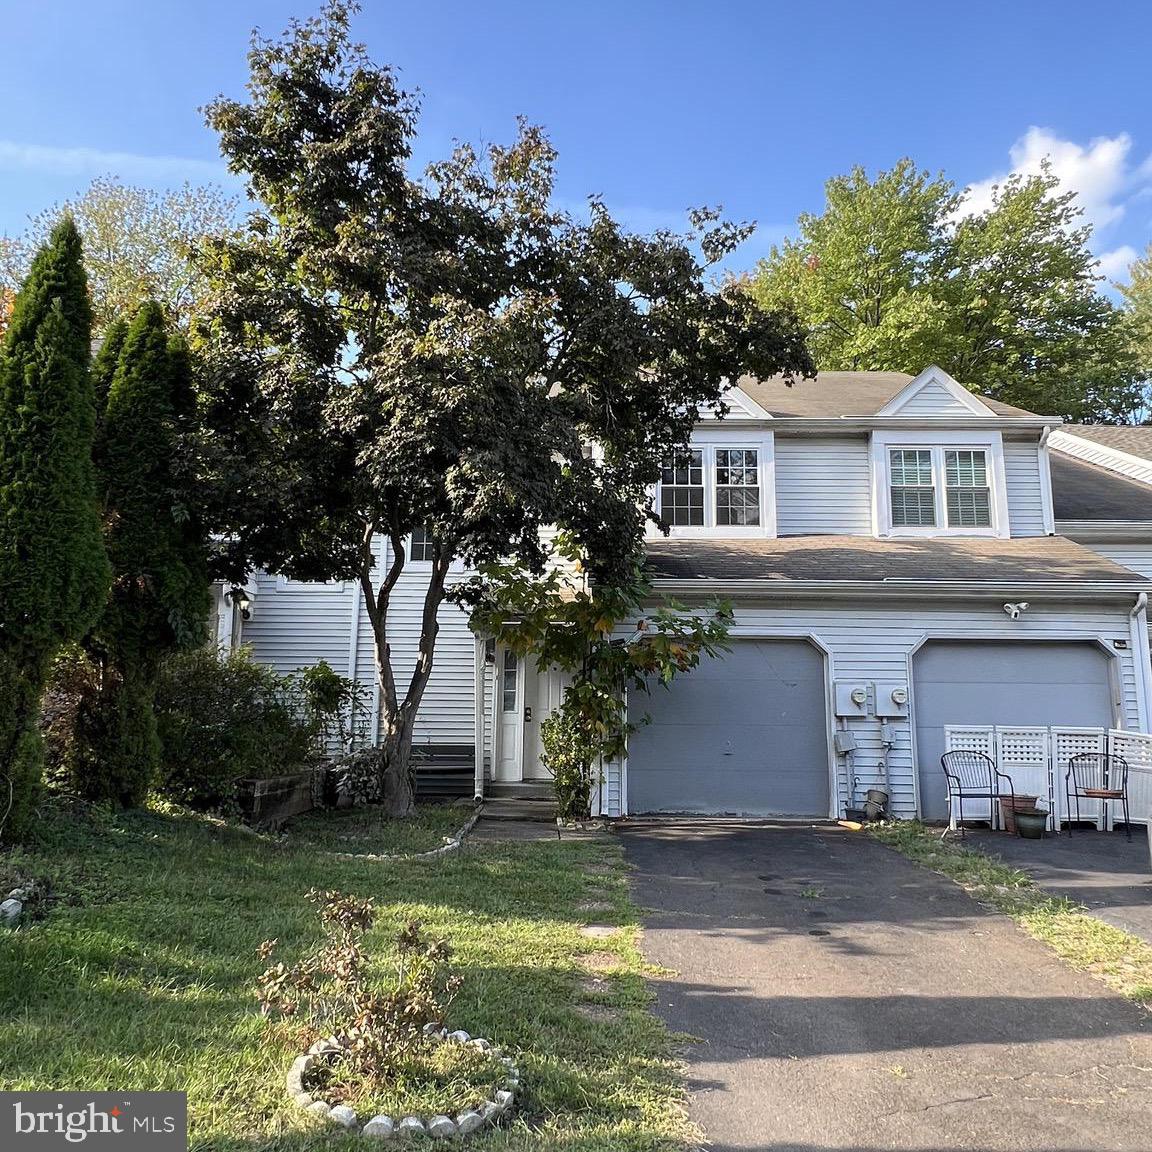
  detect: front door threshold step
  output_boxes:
[482,798,558,823]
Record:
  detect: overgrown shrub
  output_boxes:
[540,708,595,822]
[257,891,463,1082]
[154,648,343,809]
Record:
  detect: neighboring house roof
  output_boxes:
[644,535,1146,586]
[1051,454,1152,521]
[1060,425,1152,462]
[734,371,1037,419]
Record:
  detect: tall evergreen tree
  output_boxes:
[0,217,109,840]
[75,301,210,806]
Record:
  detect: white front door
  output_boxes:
[496,647,523,780]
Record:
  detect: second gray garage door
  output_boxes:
[914,641,1117,821]
[627,639,830,816]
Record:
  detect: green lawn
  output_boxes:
[281,802,471,856]
[0,802,693,1151]
[871,820,1152,1008]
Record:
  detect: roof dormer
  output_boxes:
[875,365,998,419]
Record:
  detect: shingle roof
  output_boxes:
[734,371,1037,418]
[1061,425,1152,462]
[644,535,1145,585]
[1051,454,1152,521]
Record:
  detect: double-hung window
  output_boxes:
[409,528,436,562]
[887,446,993,532]
[944,450,991,528]
[659,450,705,526]
[715,449,761,526]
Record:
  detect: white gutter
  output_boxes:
[649,578,1151,602]
[715,416,1062,434]
[1131,592,1152,733]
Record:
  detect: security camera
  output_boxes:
[1003,601,1030,620]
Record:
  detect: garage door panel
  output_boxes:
[627,640,830,816]
[914,641,1115,821]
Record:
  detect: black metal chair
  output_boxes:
[940,751,1015,839]
[1066,753,1132,840]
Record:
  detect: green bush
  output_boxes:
[540,708,595,822]
[154,648,328,809]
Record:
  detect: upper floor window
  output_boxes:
[410,528,436,562]
[889,449,936,527]
[660,450,704,526]
[715,449,760,526]
[945,450,991,528]
[887,446,992,532]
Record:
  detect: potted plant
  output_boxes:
[999,794,1039,835]
[1014,807,1049,839]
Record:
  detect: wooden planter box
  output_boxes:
[236,767,327,826]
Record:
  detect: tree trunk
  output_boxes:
[360,528,452,819]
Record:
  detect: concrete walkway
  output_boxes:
[621,822,1152,1152]
[970,827,1152,944]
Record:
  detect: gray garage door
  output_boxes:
[627,639,830,816]
[914,641,1117,820]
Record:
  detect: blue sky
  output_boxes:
[2,0,1151,283]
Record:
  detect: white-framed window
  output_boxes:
[875,434,1004,537]
[889,448,937,528]
[659,450,705,526]
[275,575,346,592]
[944,449,991,528]
[409,528,436,562]
[715,448,761,526]
[501,648,519,712]
[654,440,773,536]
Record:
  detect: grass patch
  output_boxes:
[871,820,1152,1008]
[281,802,470,856]
[0,800,692,1150]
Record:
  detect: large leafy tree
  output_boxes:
[752,160,1146,421]
[198,2,811,816]
[0,218,109,839]
[0,177,237,337]
[74,302,210,807]
[1122,244,1152,402]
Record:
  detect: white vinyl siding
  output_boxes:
[602,597,1139,820]
[889,378,984,417]
[1085,543,1152,581]
[1004,439,1048,536]
[773,438,872,536]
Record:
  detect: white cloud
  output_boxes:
[1096,244,1139,282]
[0,139,229,183]
[962,128,1138,232]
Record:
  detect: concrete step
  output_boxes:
[482,797,558,823]
[487,781,555,801]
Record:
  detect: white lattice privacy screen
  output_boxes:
[942,726,1152,831]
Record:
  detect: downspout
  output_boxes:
[1038,425,1057,536]
[473,636,486,801]
[1130,592,1152,733]
[345,577,362,750]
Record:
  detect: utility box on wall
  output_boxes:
[834,681,870,718]
[874,681,910,718]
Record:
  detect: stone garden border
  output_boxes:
[286,1024,519,1140]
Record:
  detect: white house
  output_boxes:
[220,366,1152,822]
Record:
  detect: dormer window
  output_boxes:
[716,449,760,526]
[410,529,436,561]
[878,436,1002,537]
[660,450,705,526]
[945,450,991,527]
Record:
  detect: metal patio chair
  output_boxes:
[940,751,1015,839]
[1066,752,1132,840]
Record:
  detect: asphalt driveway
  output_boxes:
[621,822,1152,1152]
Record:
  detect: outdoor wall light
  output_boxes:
[227,586,252,620]
[1002,601,1030,620]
